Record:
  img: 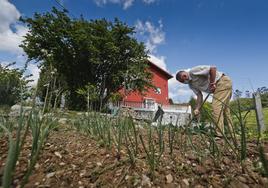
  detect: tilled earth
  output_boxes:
[1,125,268,188]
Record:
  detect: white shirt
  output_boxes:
[188,65,223,94]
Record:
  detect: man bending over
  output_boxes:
[176,65,233,136]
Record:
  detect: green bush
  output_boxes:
[189,96,212,123]
[0,63,30,106]
[230,98,254,113]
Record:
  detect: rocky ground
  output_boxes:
[1,124,268,188]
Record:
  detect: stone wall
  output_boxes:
[132,108,191,126]
[161,112,191,126]
[8,104,32,117]
[134,109,155,120]
[110,103,192,126]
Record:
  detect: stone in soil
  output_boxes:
[222,157,231,165]
[166,174,173,184]
[182,178,190,186]
[141,174,151,187]
[229,179,250,188]
[194,165,208,175]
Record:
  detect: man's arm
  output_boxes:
[209,66,216,83]
[209,66,217,92]
[196,91,203,110]
[189,85,203,115]
[194,91,203,115]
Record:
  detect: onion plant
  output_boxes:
[0,105,24,188]
[21,111,58,187]
[139,122,165,178]
[167,124,176,155]
[0,107,58,188]
[124,117,139,166]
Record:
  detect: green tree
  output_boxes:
[230,98,254,113]
[0,63,30,106]
[37,61,67,111]
[257,87,268,107]
[20,8,152,110]
[76,83,98,111]
[261,93,268,107]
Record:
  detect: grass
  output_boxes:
[242,107,268,138]
[244,107,268,127]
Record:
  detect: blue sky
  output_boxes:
[1,0,268,102]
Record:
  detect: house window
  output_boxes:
[144,99,155,109]
[155,87,161,94]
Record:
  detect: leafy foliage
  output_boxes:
[230,97,254,113]
[230,87,268,113]
[0,63,31,106]
[257,87,268,107]
[76,83,98,111]
[20,8,152,110]
[36,63,67,110]
[189,96,212,123]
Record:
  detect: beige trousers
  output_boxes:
[212,75,233,134]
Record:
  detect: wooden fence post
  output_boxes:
[253,92,266,133]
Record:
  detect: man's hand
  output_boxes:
[194,109,200,116]
[209,82,216,93]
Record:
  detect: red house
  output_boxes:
[120,60,173,109]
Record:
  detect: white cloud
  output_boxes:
[142,0,157,4]
[134,19,193,102]
[168,75,194,103]
[93,0,157,9]
[123,0,135,9]
[27,63,41,86]
[0,0,19,32]
[0,25,28,54]
[148,54,167,71]
[0,0,39,85]
[168,74,213,103]
[135,19,166,70]
[0,0,28,54]
[135,19,165,53]
[94,0,135,9]
[0,61,14,68]
[1,57,40,86]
